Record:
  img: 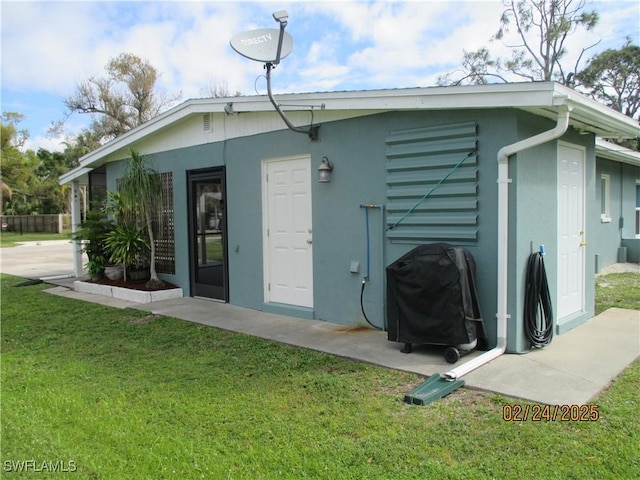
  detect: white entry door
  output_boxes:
[263,156,314,308]
[557,143,586,322]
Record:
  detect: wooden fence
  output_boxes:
[1,214,71,234]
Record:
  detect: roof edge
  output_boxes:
[595,139,640,167]
[72,82,640,171]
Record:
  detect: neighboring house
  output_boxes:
[60,82,640,354]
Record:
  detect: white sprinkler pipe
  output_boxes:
[445,105,571,381]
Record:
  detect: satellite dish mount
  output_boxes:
[230,11,320,141]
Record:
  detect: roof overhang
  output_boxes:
[59,167,92,185]
[595,139,640,167]
[60,82,640,185]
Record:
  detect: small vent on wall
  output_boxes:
[203,113,212,132]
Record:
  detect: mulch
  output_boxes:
[87,277,179,292]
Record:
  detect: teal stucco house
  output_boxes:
[61,82,640,355]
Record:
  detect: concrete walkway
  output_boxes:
[44,279,639,406]
[3,241,639,405]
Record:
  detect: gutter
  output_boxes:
[445,104,572,381]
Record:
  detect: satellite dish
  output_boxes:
[229,11,319,141]
[230,28,293,63]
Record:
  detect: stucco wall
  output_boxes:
[593,159,640,267]
[220,110,508,345]
[510,114,562,352]
[112,110,509,348]
[510,115,595,349]
[104,108,610,355]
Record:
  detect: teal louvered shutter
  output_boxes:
[386,122,479,243]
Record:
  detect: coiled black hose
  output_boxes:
[524,252,553,348]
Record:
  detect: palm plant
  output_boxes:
[72,209,114,279]
[118,149,165,288]
[104,224,149,281]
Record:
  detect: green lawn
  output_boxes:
[0,231,72,248]
[595,272,640,314]
[1,273,639,479]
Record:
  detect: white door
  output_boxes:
[557,143,586,322]
[263,156,313,308]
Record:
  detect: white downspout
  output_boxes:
[445,104,571,380]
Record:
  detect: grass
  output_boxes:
[595,271,640,315]
[1,273,639,479]
[0,231,72,248]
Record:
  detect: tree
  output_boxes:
[439,48,509,86]
[576,41,640,150]
[1,113,36,214]
[1,112,28,149]
[65,53,180,143]
[1,113,75,215]
[199,79,242,99]
[1,113,30,190]
[439,0,599,86]
[118,149,165,289]
[576,41,640,119]
[60,130,103,168]
[32,149,72,214]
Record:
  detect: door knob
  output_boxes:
[579,230,586,246]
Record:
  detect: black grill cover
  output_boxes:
[386,243,484,346]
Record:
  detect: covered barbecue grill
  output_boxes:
[386,243,485,363]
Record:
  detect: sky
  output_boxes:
[2,0,639,152]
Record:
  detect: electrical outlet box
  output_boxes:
[350,261,360,273]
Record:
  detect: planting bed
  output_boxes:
[73,278,183,303]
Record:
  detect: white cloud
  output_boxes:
[1,1,262,97]
[2,2,115,93]
[298,1,509,88]
[4,1,638,96]
[3,0,639,152]
[24,134,67,153]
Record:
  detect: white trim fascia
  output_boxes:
[595,139,640,167]
[59,167,92,185]
[74,83,558,167]
[72,82,640,174]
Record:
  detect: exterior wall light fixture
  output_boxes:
[318,156,334,183]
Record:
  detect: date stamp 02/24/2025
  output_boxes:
[502,404,600,422]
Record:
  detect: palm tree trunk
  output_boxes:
[144,210,164,289]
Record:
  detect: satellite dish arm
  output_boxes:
[273,15,286,65]
[265,63,319,141]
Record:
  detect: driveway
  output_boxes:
[0,240,84,279]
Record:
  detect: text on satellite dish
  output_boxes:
[241,33,273,46]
